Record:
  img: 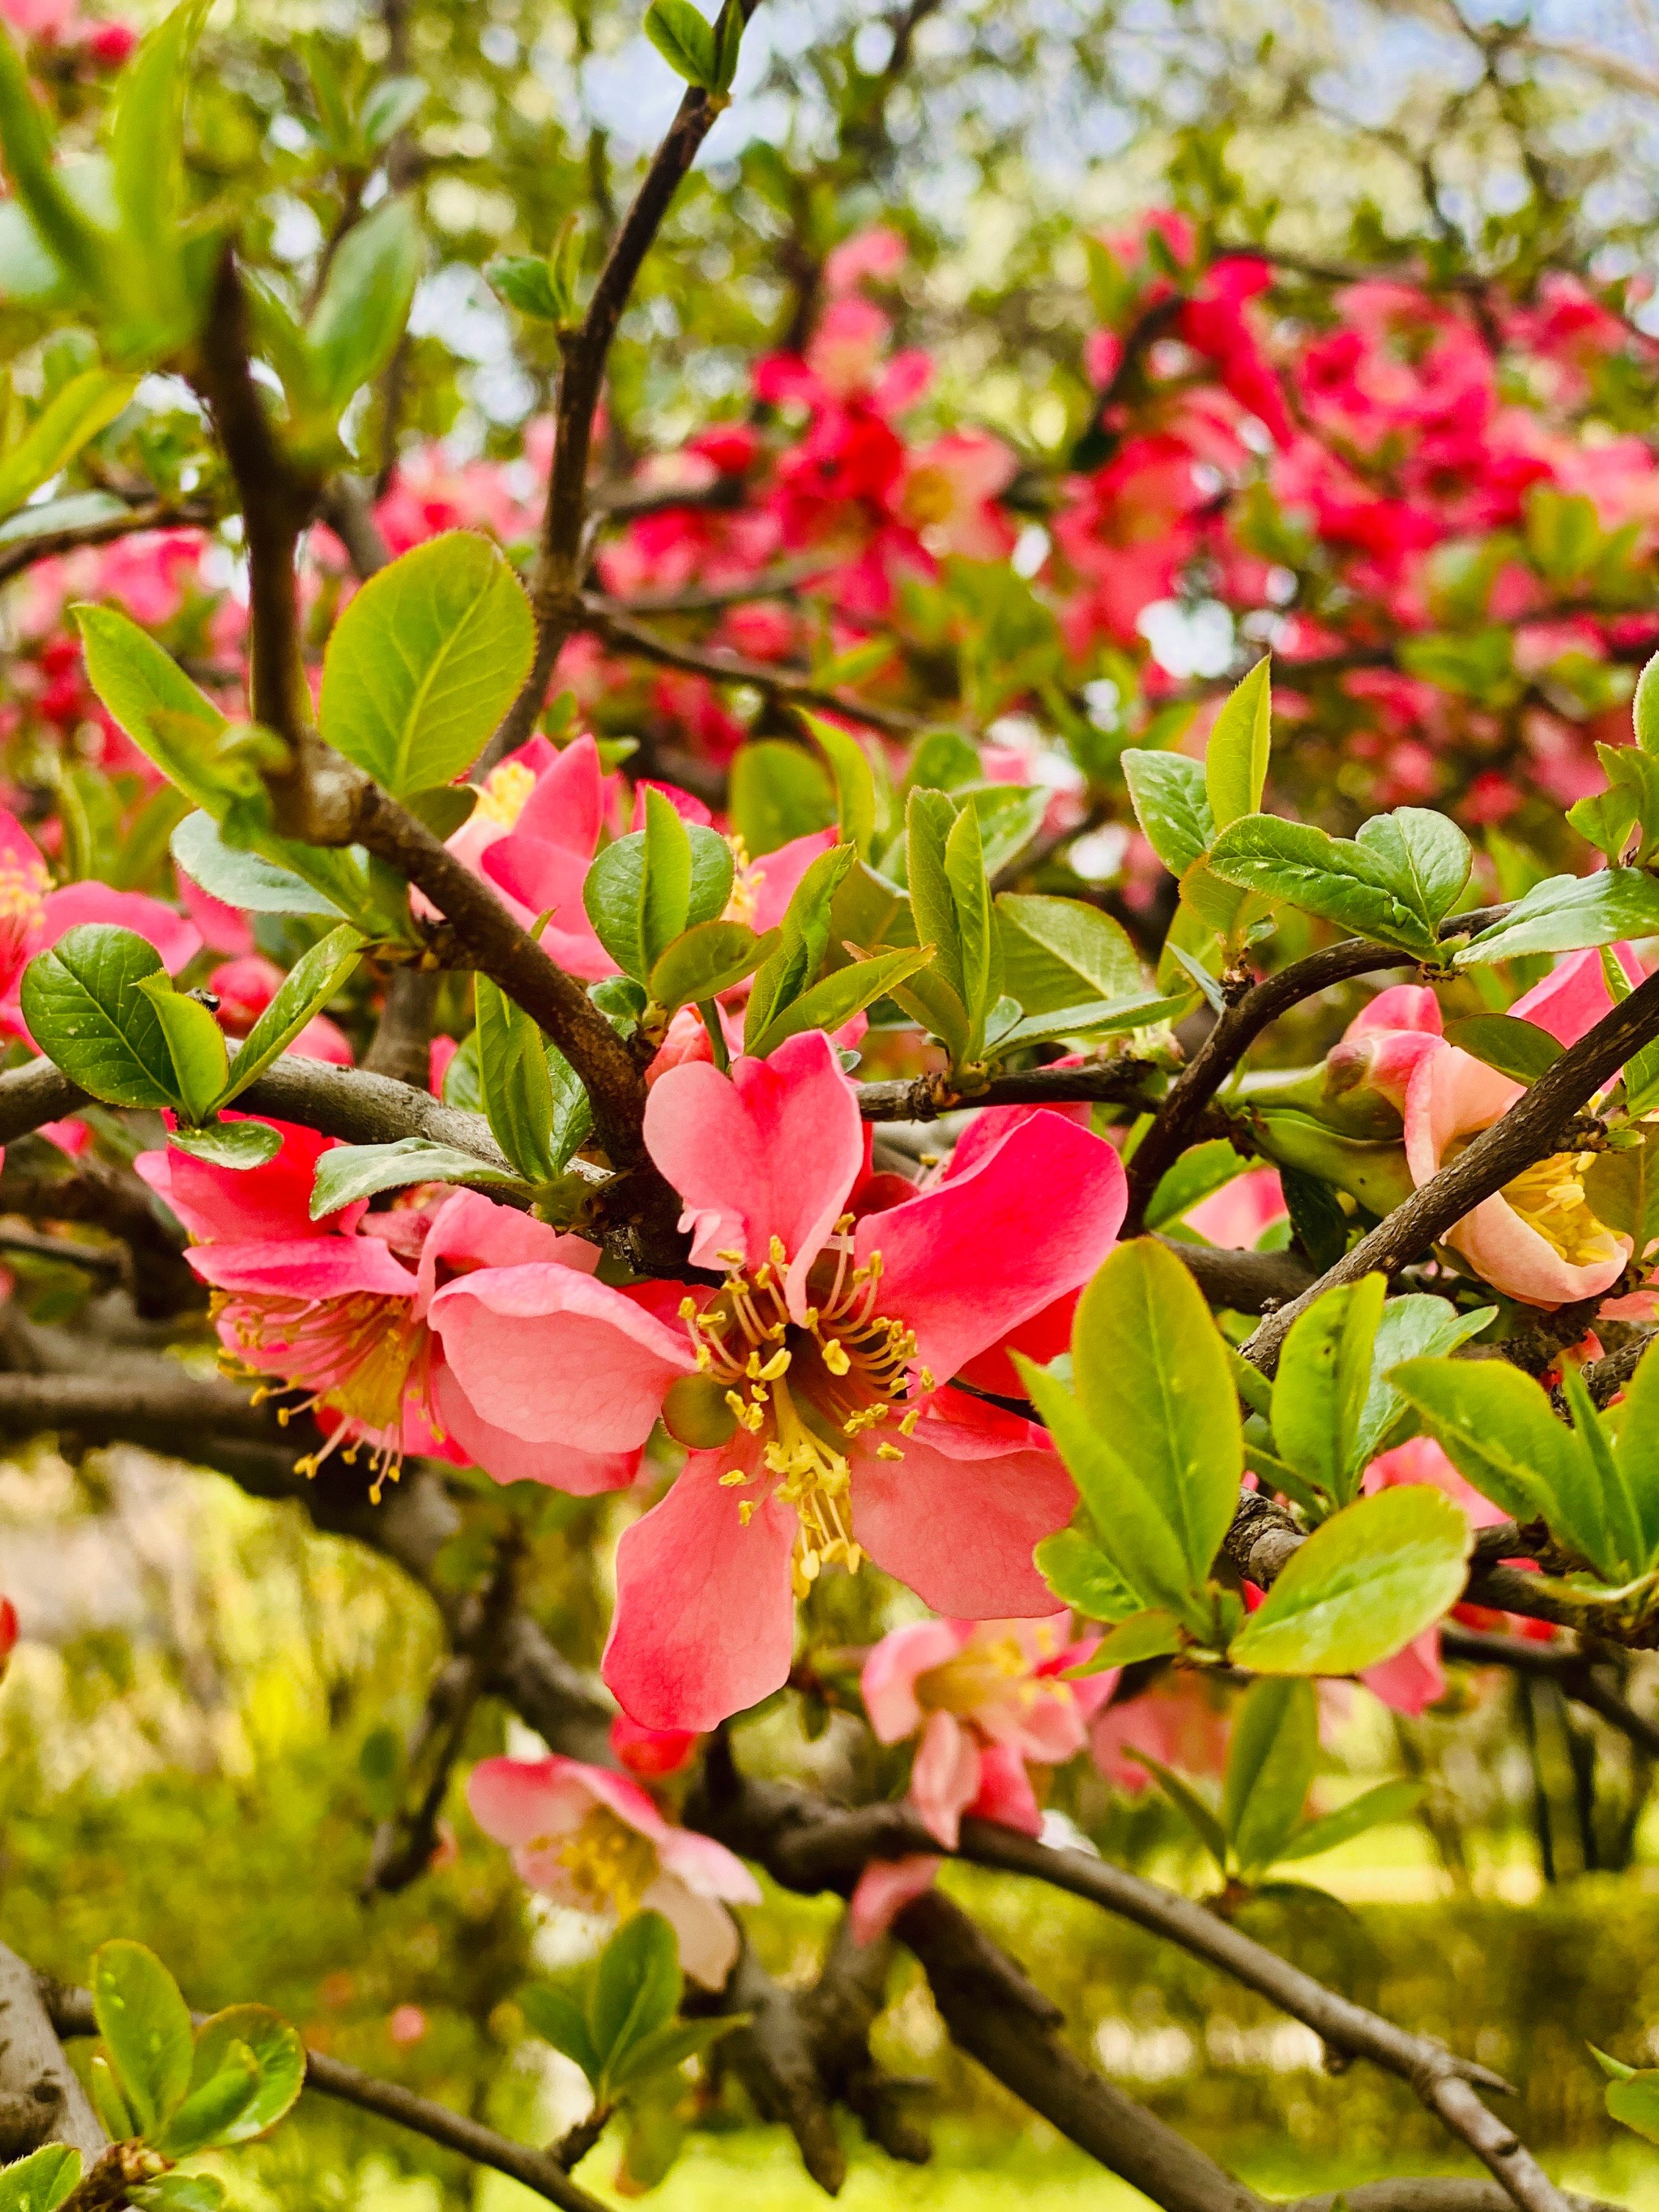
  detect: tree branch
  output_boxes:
[855,1058,1157,1122]
[1243,961,1659,1373]
[0,1945,102,2161]
[0,497,219,590]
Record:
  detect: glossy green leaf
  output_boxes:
[1032,1527,1141,1623]
[1389,1356,1615,1578]
[1601,2059,1659,2146]
[1443,1014,1563,1085]
[1560,1362,1644,1587]
[1145,1138,1251,1234]
[1636,651,1659,755]
[591,1911,681,2072]
[744,840,855,1052]
[0,20,106,296]
[650,919,774,1016]
[0,2146,82,2212]
[0,366,135,519]
[943,798,999,1055]
[92,1937,194,2136]
[1274,1778,1425,1862]
[309,1137,524,1219]
[1125,1749,1226,1868]
[999,989,1192,1051]
[1072,1239,1243,1589]
[521,1982,599,2086]
[218,926,365,1104]
[476,976,562,1185]
[728,740,834,856]
[154,2043,261,2158]
[1454,869,1659,965]
[643,0,720,88]
[1223,1678,1317,1877]
[606,2014,743,2097]
[1270,1273,1387,1510]
[171,812,345,919]
[187,2005,307,2144]
[1072,1606,1186,1668]
[135,974,228,1124]
[1228,1486,1473,1676]
[995,893,1143,1016]
[804,712,877,856]
[1350,1294,1495,1471]
[1207,815,1439,958]
[169,1121,284,1170]
[320,533,535,795]
[1121,749,1214,877]
[1606,1339,1659,1571]
[21,924,179,1108]
[1204,655,1271,831]
[746,941,932,1059]
[89,2053,134,2143]
[305,195,420,413]
[1354,808,1472,929]
[907,787,963,1001]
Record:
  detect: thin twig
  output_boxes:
[0,497,219,589]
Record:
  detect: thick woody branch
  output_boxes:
[1122,909,1510,1236]
[0,1945,102,2160]
[1243,961,1659,1374]
[45,1983,608,2212]
[856,1058,1157,1122]
[362,967,442,1091]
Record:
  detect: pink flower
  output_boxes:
[1091,1672,1230,1791]
[467,1754,759,1988]
[1184,1167,1286,1249]
[432,1032,1126,1731]
[610,1715,700,1779]
[437,735,616,980]
[137,1129,638,1494]
[1326,984,1445,1112]
[1400,949,1638,1306]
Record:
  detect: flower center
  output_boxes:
[915,1634,1034,1718]
[1498,1151,1620,1270]
[0,849,46,973]
[473,758,538,830]
[678,1218,934,1599]
[212,1287,428,1498]
[546,1805,659,1917]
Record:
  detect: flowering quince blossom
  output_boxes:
[848,1612,1113,1942]
[467,1754,759,1988]
[432,1030,1128,1732]
[435,733,617,979]
[136,1125,638,1496]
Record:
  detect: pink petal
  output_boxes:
[188,1233,418,1300]
[644,1030,864,1314]
[1447,1189,1629,1309]
[40,883,201,972]
[851,1417,1074,1618]
[856,1112,1126,1381]
[1402,1044,1520,1190]
[480,836,614,980]
[428,1263,694,1450]
[177,871,253,956]
[655,1826,763,1906]
[431,1360,638,1493]
[1511,944,1640,1048]
[945,1100,1092,1188]
[467,1753,608,1844]
[603,1444,800,1730]
[1362,1629,1444,1717]
[1184,1168,1286,1248]
[911,1709,980,1848]
[135,1119,363,1241]
[848,1853,941,1945]
[745,828,838,935]
[968,1740,1043,1836]
[1365,1433,1511,1530]
[1345,983,1443,1041]
[639,1872,740,1989]
[861,1618,970,1743]
[414,1188,599,1318]
[515,732,606,855]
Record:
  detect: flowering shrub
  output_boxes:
[7,3,1659,2207]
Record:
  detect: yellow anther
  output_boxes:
[717,1246,746,1266]
[678,1296,697,1320]
[757,1346,792,1381]
[821,1339,851,1376]
[739,1501,757,1525]
[719,1467,751,1487]
[876,1442,905,1461]
[834,1213,856,1235]
[899,1408,920,1436]
[918,1369,936,1393]
[770,1234,788,1266]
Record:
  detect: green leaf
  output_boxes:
[1223,1678,1317,1877]
[1274,1778,1426,1863]
[1121,749,1214,877]
[643,0,720,88]
[1124,1749,1226,1869]
[803,713,877,857]
[403,784,478,842]
[319,532,535,795]
[1228,1487,1473,1676]
[169,1121,284,1170]
[1204,656,1272,831]
[0,366,136,519]
[1389,1356,1615,1578]
[1072,1239,1243,1590]
[743,841,855,1053]
[108,1,198,290]
[0,487,125,545]
[906,788,964,1009]
[488,254,562,322]
[712,0,744,91]
[745,942,933,1060]
[92,1937,194,2137]
[89,2055,134,2143]
[1354,809,1472,929]
[1032,1526,1141,1623]
[728,741,834,857]
[1145,1138,1250,1234]
[1350,1295,1495,1471]
[521,1983,599,2086]
[998,989,1192,1052]
[135,974,229,1124]
[130,2179,224,2211]
[944,800,1000,1057]
[154,2045,261,2159]
[591,1911,681,2075]
[1442,1014,1563,1085]
[641,787,695,966]
[476,976,565,1185]
[995,893,1143,1016]
[1560,1362,1644,1590]
[1073,1607,1186,1667]
[305,195,421,415]
[649,920,774,1017]
[1454,869,1659,966]
[1636,651,1659,755]
[1607,2072,1659,2146]
[21,925,179,1109]
[309,1137,524,1219]
[218,926,365,1104]
[605,2015,743,2097]
[187,2005,306,2144]
[1584,1129,1659,1265]
[0,20,106,297]
[360,73,426,149]
[1270,1274,1387,1510]
[171,812,345,919]
[1017,1357,1206,1628]
[1608,1339,1659,1571]
[0,2146,82,2212]
[1206,816,1439,959]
